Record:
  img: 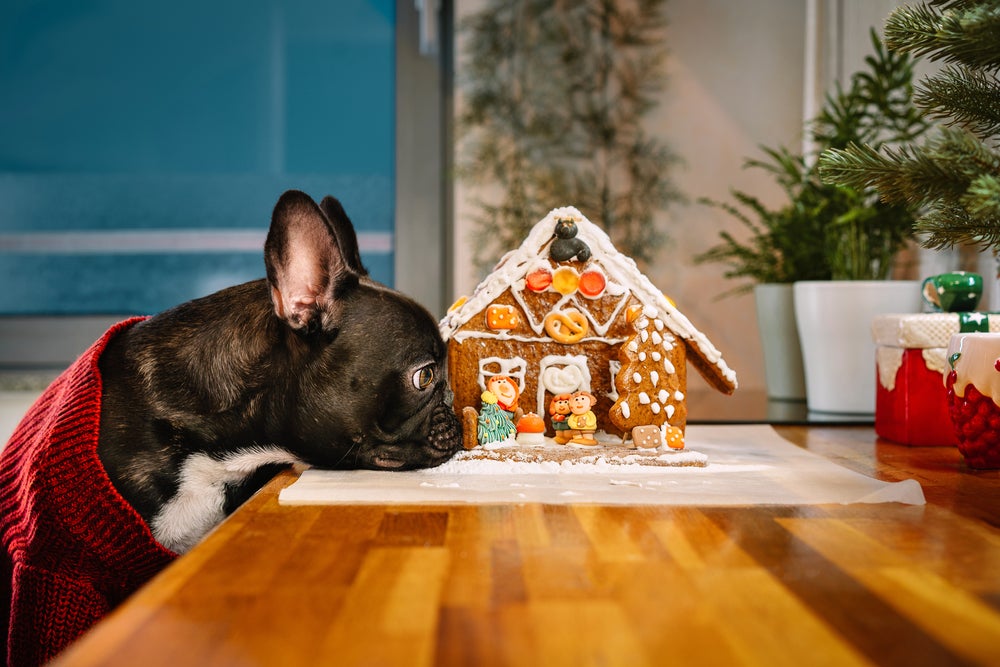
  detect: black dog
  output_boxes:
[1,190,463,666]
[97,190,463,551]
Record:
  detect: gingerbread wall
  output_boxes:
[446,292,690,438]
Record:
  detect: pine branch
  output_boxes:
[915,64,1000,137]
[885,3,1000,71]
[818,128,990,207]
[917,200,1000,249]
[963,173,1000,219]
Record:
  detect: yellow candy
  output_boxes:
[448,296,468,312]
[552,267,580,295]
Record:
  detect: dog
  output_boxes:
[0,190,463,665]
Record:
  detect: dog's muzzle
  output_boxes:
[367,401,463,470]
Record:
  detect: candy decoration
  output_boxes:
[631,425,661,449]
[515,411,546,446]
[486,304,520,330]
[477,391,517,445]
[578,269,607,298]
[549,217,592,262]
[664,424,685,449]
[551,266,580,295]
[526,267,553,292]
[544,309,589,343]
[516,412,545,433]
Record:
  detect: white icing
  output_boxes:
[650,371,659,386]
[651,331,663,346]
[633,372,642,384]
[607,360,621,401]
[651,403,661,414]
[478,357,527,393]
[639,352,647,362]
[537,355,592,415]
[674,390,685,401]
[621,401,631,419]
[876,347,904,392]
[658,389,669,404]
[663,358,676,374]
[539,355,590,394]
[923,348,948,377]
[651,352,661,361]
[666,404,675,418]
[639,392,651,405]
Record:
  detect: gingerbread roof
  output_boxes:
[441,206,738,394]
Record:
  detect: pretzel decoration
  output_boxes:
[544,309,589,344]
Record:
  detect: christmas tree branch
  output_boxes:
[885,3,1000,70]
[916,65,1000,138]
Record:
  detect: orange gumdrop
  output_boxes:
[517,412,546,433]
[664,425,685,450]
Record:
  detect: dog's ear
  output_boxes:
[319,195,368,276]
[264,190,356,331]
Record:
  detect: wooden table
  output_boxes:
[53,426,1000,666]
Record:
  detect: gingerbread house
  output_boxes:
[440,207,737,443]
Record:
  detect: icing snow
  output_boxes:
[433,443,709,474]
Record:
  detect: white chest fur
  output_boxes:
[151,448,301,553]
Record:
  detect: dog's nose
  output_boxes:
[428,402,462,455]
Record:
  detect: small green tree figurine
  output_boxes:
[458,0,683,273]
[819,0,1000,252]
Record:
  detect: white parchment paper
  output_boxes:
[278,425,925,506]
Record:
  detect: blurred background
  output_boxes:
[0,0,989,416]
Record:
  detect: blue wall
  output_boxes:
[0,0,395,315]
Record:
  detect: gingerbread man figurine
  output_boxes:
[566,390,598,447]
[487,375,523,423]
[549,393,573,445]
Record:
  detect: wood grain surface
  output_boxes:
[52,426,1000,666]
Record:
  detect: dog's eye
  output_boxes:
[412,364,435,390]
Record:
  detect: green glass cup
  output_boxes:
[922,271,983,312]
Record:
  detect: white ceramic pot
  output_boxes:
[754,283,806,400]
[794,280,922,415]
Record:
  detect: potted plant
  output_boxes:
[818,0,1000,461]
[698,30,930,412]
[695,148,830,400]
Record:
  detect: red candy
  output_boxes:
[578,269,607,298]
[526,268,552,292]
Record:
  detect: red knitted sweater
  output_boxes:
[0,318,176,667]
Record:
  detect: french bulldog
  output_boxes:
[96,189,463,552]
